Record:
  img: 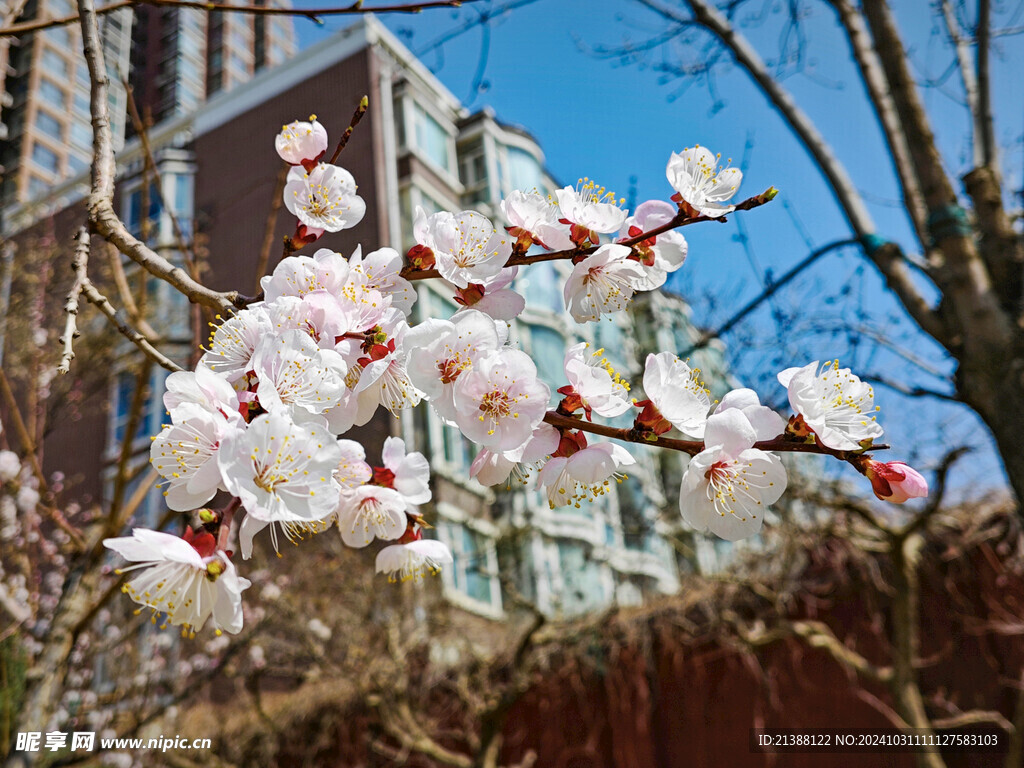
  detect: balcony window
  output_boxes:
[411,102,451,173]
[439,521,500,610]
[506,146,545,194]
[523,323,565,396]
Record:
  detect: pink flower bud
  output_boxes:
[866,460,928,503]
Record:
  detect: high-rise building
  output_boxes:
[0,0,297,208]
[0,0,133,205]
[127,0,296,131]
[4,15,729,618]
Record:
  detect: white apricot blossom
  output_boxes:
[200,306,273,383]
[375,539,453,582]
[563,243,646,322]
[275,117,329,166]
[679,409,787,541]
[469,422,559,487]
[666,146,742,218]
[284,163,366,232]
[150,403,241,512]
[777,360,884,450]
[562,342,631,418]
[261,250,350,302]
[250,330,348,422]
[555,179,628,239]
[334,485,407,548]
[453,348,550,451]
[536,442,635,509]
[642,352,711,437]
[501,189,574,250]
[413,207,512,288]
[380,436,431,506]
[406,310,503,423]
[104,528,250,635]
[348,246,417,317]
[617,200,688,291]
[217,411,342,529]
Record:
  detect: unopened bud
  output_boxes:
[198,508,218,524]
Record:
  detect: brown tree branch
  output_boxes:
[648,0,949,345]
[72,229,184,372]
[829,0,929,250]
[78,0,242,314]
[56,231,90,375]
[400,188,777,281]
[1,0,478,37]
[860,0,1011,350]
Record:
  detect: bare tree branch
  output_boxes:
[71,228,184,372]
[642,0,949,345]
[829,0,929,250]
[78,0,241,314]
[1,0,479,37]
[56,232,90,375]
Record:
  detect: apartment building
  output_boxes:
[0,0,296,207]
[3,15,735,618]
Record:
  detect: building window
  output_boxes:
[557,541,608,616]
[40,47,69,79]
[38,78,66,111]
[34,110,63,142]
[411,102,451,173]
[523,323,565,396]
[70,120,92,151]
[124,182,163,241]
[516,261,563,314]
[506,146,545,194]
[31,142,60,174]
[441,423,478,474]
[27,175,50,200]
[438,521,500,609]
[110,368,167,452]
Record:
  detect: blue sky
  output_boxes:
[297,0,1024,499]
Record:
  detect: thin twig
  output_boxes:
[400,188,777,281]
[542,410,888,470]
[254,164,290,293]
[329,95,370,164]
[1,0,478,37]
[69,229,183,372]
[57,230,91,374]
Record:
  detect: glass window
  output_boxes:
[412,103,451,172]
[43,25,70,48]
[507,146,545,194]
[70,121,92,150]
[40,48,69,78]
[525,323,565,395]
[34,110,62,141]
[441,522,499,608]
[38,78,66,111]
[27,175,49,200]
[124,182,163,241]
[442,423,478,472]
[67,153,88,176]
[112,368,166,449]
[517,261,563,313]
[31,143,60,174]
[172,173,194,233]
[557,541,607,616]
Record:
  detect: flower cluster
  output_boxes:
[102,120,926,636]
